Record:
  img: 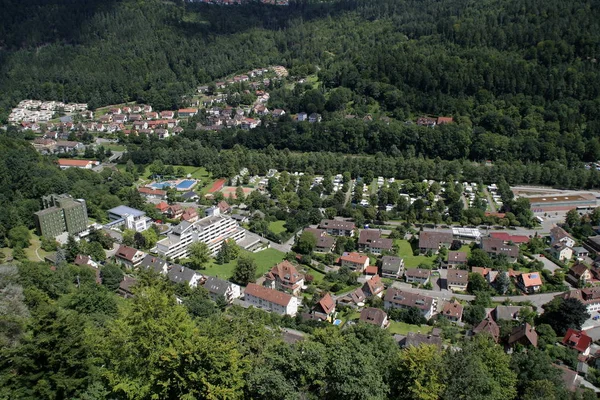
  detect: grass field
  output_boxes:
[395,239,435,268]
[202,248,286,281]
[268,220,287,234]
[0,232,51,262]
[387,321,433,335]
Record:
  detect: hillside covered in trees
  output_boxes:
[1,0,600,166]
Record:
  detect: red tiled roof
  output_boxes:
[245,283,293,307]
[340,252,369,264]
[520,272,542,287]
[139,187,167,196]
[58,159,95,167]
[365,265,379,275]
[562,329,592,353]
[490,232,530,244]
[317,293,335,314]
[116,245,139,262]
[156,201,169,212]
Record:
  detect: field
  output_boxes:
[0,232,51,262]
[201,248,286,281]
[268,220,287,234]
[394,239,435,268]
[221,186,255,199]
[387,321,433,335]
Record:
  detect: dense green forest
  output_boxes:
[1,261,597,400]
[2,0,600,165]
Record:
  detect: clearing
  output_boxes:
[394,239,435,268]
[201,248,286,281]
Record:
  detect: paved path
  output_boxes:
[34,246,44,261]
[483,188,496,212]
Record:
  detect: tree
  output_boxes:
[141,228,158,250]
[64,235,80,263]
[66,283,118,317]
[467,272,489,294]
[463,304,486,326]
[122,229,135,247]
[85,241,106,262]
[510,348,565,399]
[295,231,317,255]
[40,236,57,252]
[495,272,510,295]
[540,297,590,335]
[391,344,444,400]
[100,263,124,291]
[215,239,240,264]
[235,186,245,203]
[467,249,492,267]
[187,242,211,270]
[8,225,30,249]
[232,255,257,285]
[133,231,146,249]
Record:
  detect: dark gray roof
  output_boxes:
[204,276,234,295]
[381,256,403,272]
[402,332,442,348]
[167,264,198,284]
[181,191,198,199]
[140,254,167,274]
[172,220,192,235]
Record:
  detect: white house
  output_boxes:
[244,283,298,316]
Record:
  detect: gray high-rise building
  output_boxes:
[34,194,88,238]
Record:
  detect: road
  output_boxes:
[483,188,496,212]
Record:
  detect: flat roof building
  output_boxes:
[34,194,88,238]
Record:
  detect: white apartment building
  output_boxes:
[156,215,245,259]
[244,283,299,316]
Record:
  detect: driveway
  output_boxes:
[534,254,562,274]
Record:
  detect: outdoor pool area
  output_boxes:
[147,179,198,191]
[333,319,342,326]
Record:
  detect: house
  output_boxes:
[308,113,322,123]
[441,300,463,322]
[416,117,437,127]
[447,251,467,268]
[493,305,530,322]
[181,207,199,223]
[337,287,367,308]
[550,225,576,248]
[358,229,393,254]
[166,264,202,288]
[156,201,169,213]
[181,191,199,201]
[360,307,388,328]
[178,108,198,118]
[139,255,168,275]
[138,187,167,200]
[563,329,593,356]
[550,243,573,262]
[244,283,298,316]
[567,263,593,287]
[297,112,308,122]
[436,116,453,125]
[107,205,149,232]
[384,288,436,319]
[481,237,519,262]
[489,232,530,245]
[446,269,469,292]
[362,275,384,297]
[380,256,404,279]
[57,159,99,169]
[74,255,101,284]
[508,323,538,348]
[165,204,183,219]
[217,200,231,214]
[473,317,500,343]
[272,109,286,118]
[264,260,305,296]
[572,247,590,258]
[399,331,442,348]
[114,245,145,268]
[516,272,543,294]
[117,276,138,298]
[203,276,241,303]
[559,287,600,313]
[404,268,431,285]
[315,235,336,253]
[311,293,336,321]
[418,231,453,254]
[365,265,379,277]
[340,252,370,273]
[319,219,355,236]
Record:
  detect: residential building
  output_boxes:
[139,255,168,275]
[217,201,231,214]
[181,207,199,223]
[166,264,202,288]
[418,231,453,254]
[563,329,593,356]
[304,228,335,253]
[203,276,241,303]
[297,112,307,122]
[358,229,393,255]
[156,215,245,259]
[114,245,145,268]
[441,300,463,322]
[340,252,370,273]
[447,251,467,268]
[493,305,530,322]
[517,272,543,294]
[362,275,384,297]
[57,159,99,169]
[404,268,431,285]
[311,293,336,321]
[264,260,305,296]
[337,287,366,308]
[399,331,442,348]
[138,187,167,200]
[107,205,149,232]
[364,265,378,276]
[551,243,573,262]
[380,256,404,279]
[481,237,519,262]
[244,283,298,316]
[473,317,500,343]
[559,288,600,313]
[384,288,436,319]
[359,307,388,328]
[117,276,138,298]
[567,263,593,288]
[446,269,469,292]
[489,232,530,245]
[166,204,184,219]
[318,219,355,236]
[34,194,88,238]
[508,323,538,348]
[178,108,198,118]
[550,225,576,248]
[572,247,590,258]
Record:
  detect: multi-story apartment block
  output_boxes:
[244,283,298,316]
[34,194,88,238]
[156,215,245,259]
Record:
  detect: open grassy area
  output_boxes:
[0,232,51,263]
[387,321,433,335]
[104,144,127,152]
[268,220,287,234]
[394,239,435,268]
[202,248,286,281]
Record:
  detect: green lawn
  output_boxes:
[202,248,286,281]
[394,239,435,268]
[387,321,433,335]
[1,232,51,262]
[268,220,287,234]
[105,144,127,152]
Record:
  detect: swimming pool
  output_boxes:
[148,182,173,189]
[176,179,197,190]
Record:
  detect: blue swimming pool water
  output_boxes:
[333,319,342,326]
[176,179,196,190]
[149,182,172,189]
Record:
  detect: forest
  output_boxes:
[1,0,600,166]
